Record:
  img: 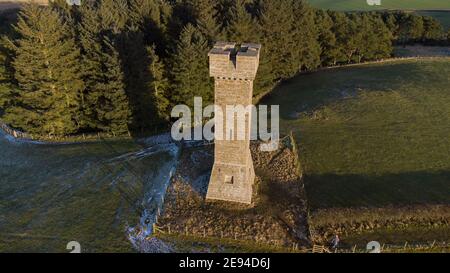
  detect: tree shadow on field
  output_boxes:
[115,29,167,137]
[304,170,450,210]
[261,61,431,121]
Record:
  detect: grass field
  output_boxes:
[308,0,450,11]
[0,134,178,252]
[307,1,450,32]
[262,58,450,210]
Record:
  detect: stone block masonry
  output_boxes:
[206,42,261,204]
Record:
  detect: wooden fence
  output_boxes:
[151,223,301,250]
[151,222,449,253]
[341,241,450,253]
[0,120,31,139]
[0,118,171,142]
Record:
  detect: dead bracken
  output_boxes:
[155,135,311,251]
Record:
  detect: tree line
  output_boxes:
[381,11,450,46]
[0,0,448,137]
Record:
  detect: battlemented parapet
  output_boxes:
[205,42,261,204]
[208,42,260,80]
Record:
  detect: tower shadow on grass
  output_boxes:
[304,170,450,210]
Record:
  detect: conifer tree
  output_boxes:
[328,11,346,64]
[128,0,172,54]
[352,13,370,63]
[189,0,222,44]
[99,0,129,34]
[258,0,298,82]
[50,0,75,21]
[422,16,443,42]
[216,0,235,28]
[99,39,131,135]
[226,0,259,43]
[170,24,212,107]
[291,0,320,71]
[370,15,393,60]
[0,50,16,112]
[0,1,410,136]
[120,27,157,132]
[6,3,84,136]
[382,12,398,40]
[398,14,424,45]
[316,10,338,66]
[329,12,358,63]
[147,45,170,124]
[359,14,387,62]
[99,0,164,132]
[78,3,131,135]
[166,0,197,46]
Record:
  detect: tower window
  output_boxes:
[224,175,234,184]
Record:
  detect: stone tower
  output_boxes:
[206,42,261,204]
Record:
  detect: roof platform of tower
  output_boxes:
[208,41,261,80]
[208,42,261,58]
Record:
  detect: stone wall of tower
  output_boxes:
[206,42,261,205]
[213,79,252,165]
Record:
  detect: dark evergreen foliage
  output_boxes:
[3,3,84,136]
[0,1,446,137]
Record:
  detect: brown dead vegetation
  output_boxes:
[156,137,311,249]
[309,205,450,244]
